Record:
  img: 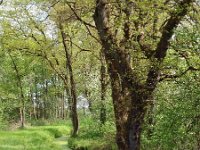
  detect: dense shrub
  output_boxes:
[45,128,62,138]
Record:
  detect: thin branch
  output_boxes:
[66,2,96,29]
[39,1,62,22]
[20,49,67,83]
[64,1,101,43]
[85,25,101,43]
[164,0,171,5]
[24,9,47,41]
[159,66,199,82]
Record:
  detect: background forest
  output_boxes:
[0,0,199,150]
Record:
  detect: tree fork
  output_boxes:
[94,0,194,149]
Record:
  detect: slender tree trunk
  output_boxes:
[36,85,40,119]
[33,104,36,119]
[8,52,26,128]
[84,89,92,112]
[44,80,48,119]
[30,88,33,120]
[53,74,58,119]
[100,51,107,124]
[19,106,25,128]
[55,106,58,118]
[65,84,72,118]
[34,78,38,119]
[62,92,65,119]
[59,22,79,136]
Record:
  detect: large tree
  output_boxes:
[93,0,196,149]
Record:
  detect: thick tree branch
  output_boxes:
[154,0,194,60]
[122,0,132,43]
[94,0,143,91]
[94,0,115,43]
[146,0,194,92]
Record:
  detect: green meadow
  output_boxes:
[0,125,71,150]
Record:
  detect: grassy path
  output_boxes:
[55,136,71,150]
[0,124,72,150]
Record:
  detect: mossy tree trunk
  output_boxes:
[94,0,193,149]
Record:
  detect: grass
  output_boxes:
[0,122,71,150]
[55,136,71,150]
[0,118,117,150]
[68,118,117,150]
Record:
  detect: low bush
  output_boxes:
[68,118,117,150]
[30,119,48,126]
[45,128,63,138]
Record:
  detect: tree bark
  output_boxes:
[8,52,25,128]
[84,89,92,112]
[93,0,193,149]
[100,51,107,124]
[44,79,49,119]
[61,92,65,120]
[59,22,79,136]
[108,62,147,150]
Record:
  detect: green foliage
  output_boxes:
[30,119,48,126]
[140,23,200,149]
[0,102,8,130]
[68,117,117,150]
[0,0,199,149]
[45,128,62,138]
[142,74,200,150]
[0,114,8,130]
